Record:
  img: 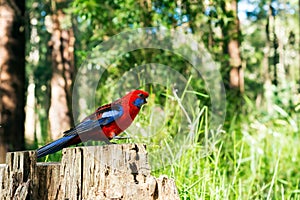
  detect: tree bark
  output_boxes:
[0,144,180,199]
[224,0,243,92]
[24,78,36,147]
[0,0,25,163]
[269,5,278,88]
[48,1,75,140]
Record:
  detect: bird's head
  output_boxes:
[128,90,149,109]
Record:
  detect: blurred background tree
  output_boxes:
[47,0,75,140]
[0,0,25,163]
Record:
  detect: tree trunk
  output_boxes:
[270,5,278,88]
[263,28,272,112]
[0,144,180,199]
[263,3,282,111]
[24,15,40,147]
[0,0,25,163]
[24,77,36,147]
[48,2,75,140]
[224,0,243,92]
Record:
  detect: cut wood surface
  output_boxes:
[0,144,180,200]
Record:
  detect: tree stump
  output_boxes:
[0,144,180,200]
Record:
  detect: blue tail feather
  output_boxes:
[37,134,77,158]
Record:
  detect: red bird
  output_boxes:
[37,90,148,158]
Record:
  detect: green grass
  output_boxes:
[161,129,299,199]
[139,91,300,199]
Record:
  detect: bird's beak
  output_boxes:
[143,97,148,104]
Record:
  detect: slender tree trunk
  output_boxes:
[24,77,36,146]
[263,3,280,111]
[225,0,243,92]
[0,0,25,163]
[24,15,40,147]
[266,4,279,96]
[272,18,278,89]
[263,25,272,112]
[48,2,75,140]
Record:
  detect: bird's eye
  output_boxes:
[138,93,144,98]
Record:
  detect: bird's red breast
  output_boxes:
[101,90,149,139]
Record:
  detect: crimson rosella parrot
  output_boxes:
[37,90,148,158]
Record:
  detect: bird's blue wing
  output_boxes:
[64,104,123,136]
